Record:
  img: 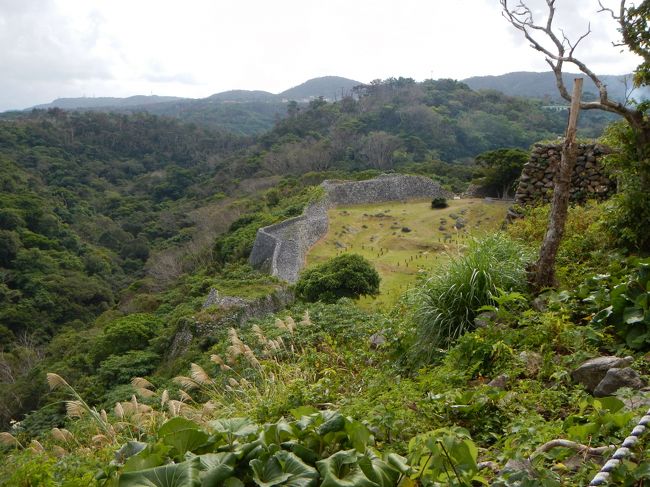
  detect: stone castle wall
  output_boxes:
[249,174,451,283]
[514,143,614,205]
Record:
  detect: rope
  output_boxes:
[589,406,650,486]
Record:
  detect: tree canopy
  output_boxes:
[295,254,380,303]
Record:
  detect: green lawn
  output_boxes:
[306,198,510,309]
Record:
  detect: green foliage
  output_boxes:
[94,313,162,362]
[475,148,528,198]
[600,120,650,251]
[97,350,160,385]
[430,197,448,209]
[406,427,485,486]
[296,254,380,303]
[409,233,530,361]
[507,201,617,288]
[578,259,650,350]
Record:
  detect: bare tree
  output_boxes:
[502,0,650,287]
[501,0,650,146]
[534,78,583,288]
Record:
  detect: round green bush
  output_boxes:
[296,254,380,303]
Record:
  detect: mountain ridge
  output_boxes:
[23,75,364,112]
[462,70,645,103]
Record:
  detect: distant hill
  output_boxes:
[19,76,364,134]
[462,71,646,103]
[32,94,186,110]
[206,90,279,102]
[279,76,362,101]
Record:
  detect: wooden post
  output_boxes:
[531,78,583,290]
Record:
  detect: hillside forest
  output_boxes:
[1,34,650,487]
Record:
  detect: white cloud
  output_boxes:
[0,0,641,111]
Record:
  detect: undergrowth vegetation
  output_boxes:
[407,233,531,362]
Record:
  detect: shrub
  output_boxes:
[295,254,380,303]
[507,201,617,287]
[94,313,161,362]
[601,120,650,251]
[431,197,448,209]
[408,233,530,363]
[98,350,160,385]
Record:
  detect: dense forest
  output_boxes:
[1,66,649,485]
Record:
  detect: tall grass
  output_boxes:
[408,233,531,364]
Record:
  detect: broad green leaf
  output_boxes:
[223,478,244,487]
[250,458,292,487]
[358,451,399,487]
[591,306,612,325]
[625,324,650,349]
[623,306,644,324]
[635,293,648,310]
[264,419,296,445]
[316,412,345,436]
[281,441,319,465]
[159,417,209,457]
[238,439,265,462]
[316,450,378,487]
[119,457,202,487]
[195,452,236,486]
[209,418,259,438]
[595,396,624,414]
[567,422,599,442]
[289,406,319,420]
[345,421,372,453]
[124,443,172,473]
[386,453,414,477]
[251,451,317,487]
[115,441,148,464]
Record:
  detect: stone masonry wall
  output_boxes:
[249,174,451,283]
[514,143,614,205]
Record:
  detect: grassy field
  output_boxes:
[306,198,510,309]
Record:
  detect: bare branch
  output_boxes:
[501,0,644,128]
[532,439,615,458]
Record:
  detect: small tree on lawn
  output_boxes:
[295,254,380,303]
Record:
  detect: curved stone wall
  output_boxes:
[249,174,451,283]
[514,143,614,205]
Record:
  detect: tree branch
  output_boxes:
[501,0,645,129]
[532,439,615,458]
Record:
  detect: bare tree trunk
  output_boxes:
[531,78,583,291]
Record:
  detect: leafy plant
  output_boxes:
[581,259,650,350]
[408,233,530,362]
[296,254,380,304]
[431,197,448,209]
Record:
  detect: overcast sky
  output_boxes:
[0,0,641,111]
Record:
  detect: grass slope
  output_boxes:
[307,198,509,308]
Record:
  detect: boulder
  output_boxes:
[474,311,496,328]
[488,374,508,389]
[593,367,646,397]
[571,356,634,393]
[369,332,387,350]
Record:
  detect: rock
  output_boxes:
[203,289,247,309]
[488,374,508,389]
[531,296,548,312]
[369,332,387,349]
[474,311,496,328]
[401,226,412,233]
[501,458,535,478]
[621,390,650,411]
[593,367,646,397]
[571,356,634,393]
[519,351,543,377]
